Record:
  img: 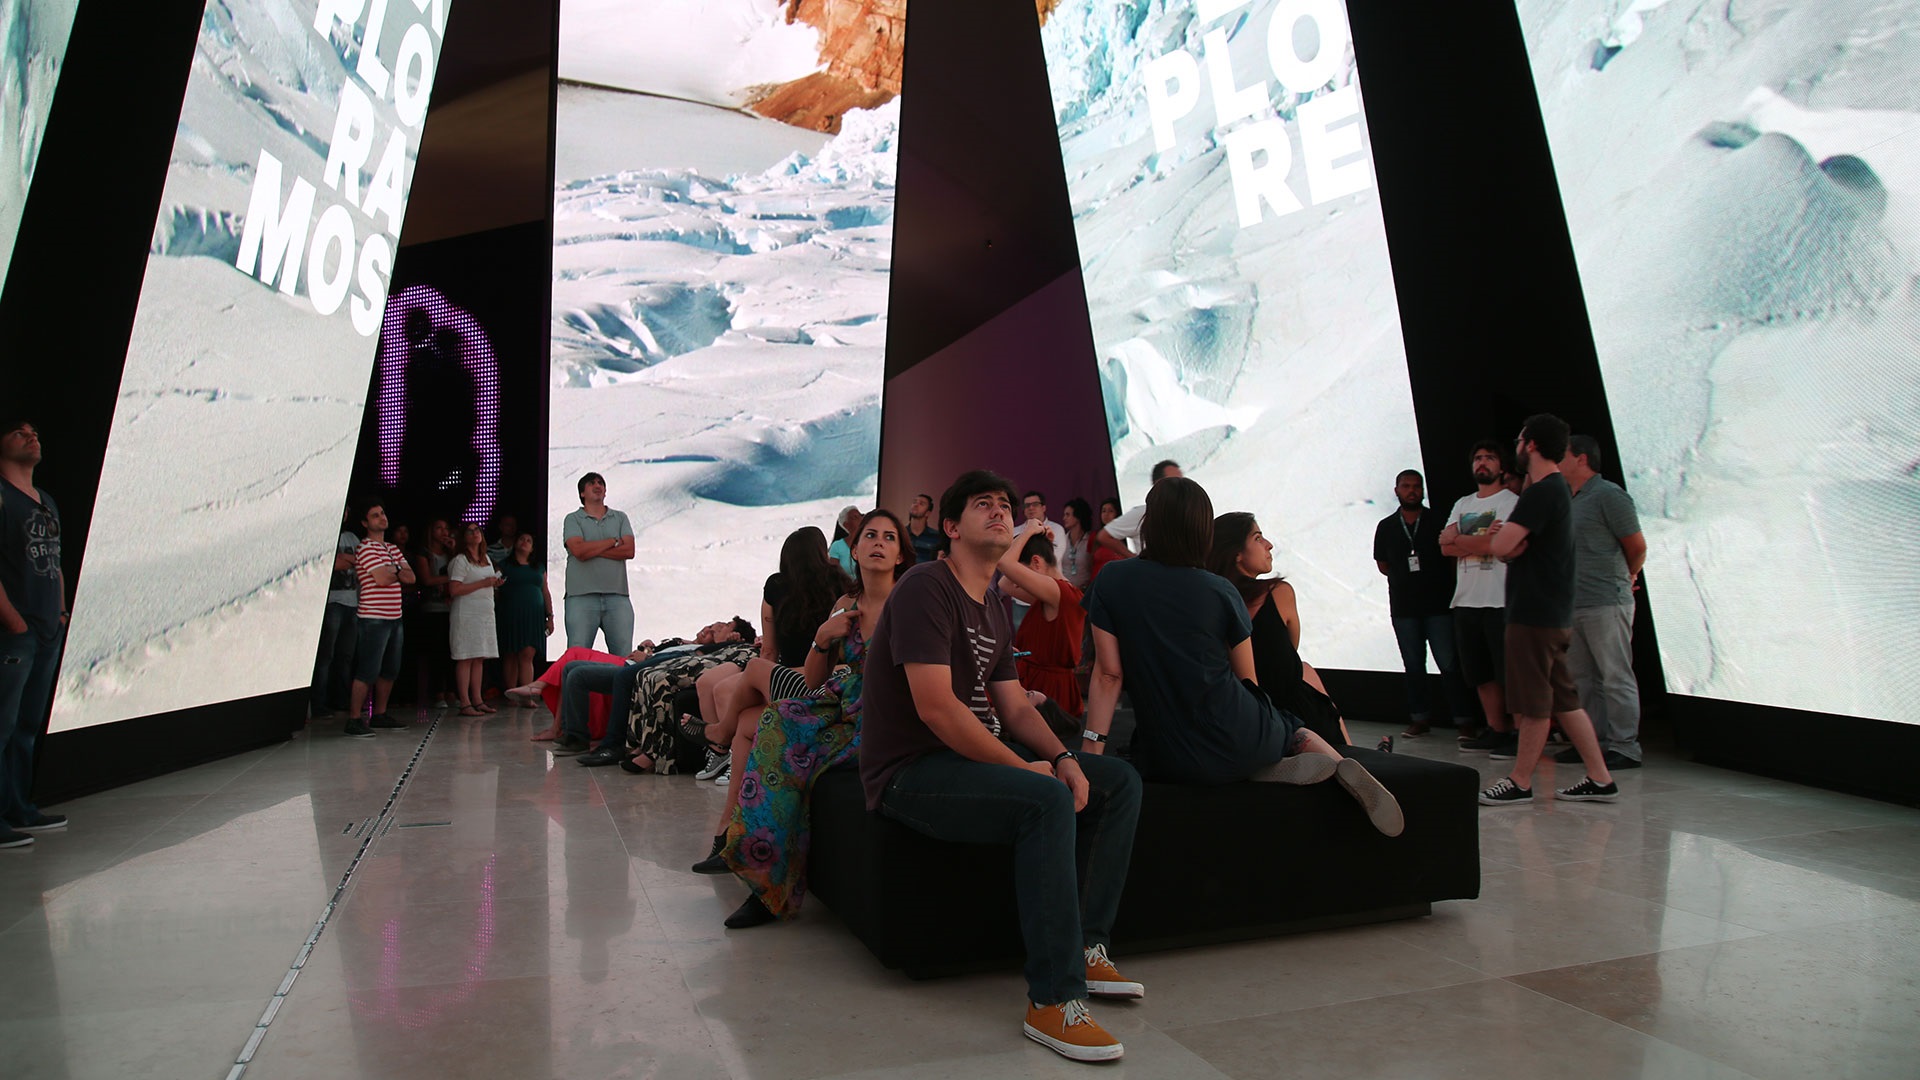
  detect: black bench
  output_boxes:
[806,748,1481,978]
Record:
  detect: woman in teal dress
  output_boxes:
[495,533,552,696]
[718,509,911,928]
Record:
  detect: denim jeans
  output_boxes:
[879,748,1142,1005]
[558,658,649,750]
[1391,614,1476,725]
[564,594,634,657]
[1568,602,1641,760]
[310,602,358,711]
[0,629,63,825]
[353,617,404,684]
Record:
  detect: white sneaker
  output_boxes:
[710,762,732,786]
[1084,943,1144,999]
[694,747,729,781]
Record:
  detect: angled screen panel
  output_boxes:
[1040,0,1421,670]
[0,0,84,295]
[54,0,451,732]
[549,0,898,639]
[1515,1,1920,723]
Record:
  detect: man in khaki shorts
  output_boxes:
[1445,413,1618,806]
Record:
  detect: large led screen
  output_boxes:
[550,0,898,637]
[1515,1,1920,724]
[54,0,450,731]
[0,0,82,295]
[1040,0,1421,669]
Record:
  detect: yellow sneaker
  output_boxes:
[1024,999,1123,1062]
[1084,943,1144,1000]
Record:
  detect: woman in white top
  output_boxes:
[447,523,503,716]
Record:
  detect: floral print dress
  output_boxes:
[720,620,867,917]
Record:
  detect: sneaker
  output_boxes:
[1084,943,1144,1000]
[1460,729,1517,755]
[10,812,66,833]
[0,825,32,849]
[1488,738,1519,762]
[710,761,732,786]
[1400,720,1431,738]
[343,719,375,739]
[1555,777,1620,802]
[694,746,729,781]
[550,733,590,756]
[1552,747,1582,764]
[1335,758,1405,836]
[1023,999,1123,1063]
[1478,777,1533,806]
[1262,753,1337,785]
[370,713,407,729]
[1603,751,1643,770]
[1455,727,1483,744]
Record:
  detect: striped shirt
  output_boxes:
[354,540,406,620]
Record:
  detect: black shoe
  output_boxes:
[724,894,776,929]
[550,733,590,756]
[344,719,375,739]
[577,748,622,767]
[1603,751,1643,770]
[1556,777,1621,802]
[1553,747,1583,764]
[617,755,647,775]
[1478,777,1533,806]
[0,825,32,849]
[1460,729,1516,754]
[692,834,729,875]
[370,713,407,729]
[10,812,66,833]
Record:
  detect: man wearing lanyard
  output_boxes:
[1373,469,1475,738]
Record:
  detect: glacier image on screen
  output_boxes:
[1040,0,1421,670]
[54,0,449,732]
[0,0,82,295]
[1516,1,1920,724]
[550,0,898,641]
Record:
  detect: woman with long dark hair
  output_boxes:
[495,532,552,699]
[1207,512,1350,747]
[698,509,914,928]
[1082,478,1401,835]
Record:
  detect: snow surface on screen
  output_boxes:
[1040,0,1420,671]
[550,0,894,644]
[0,0,83,296]
[53,0,450,732]
[1514,1,1920,724]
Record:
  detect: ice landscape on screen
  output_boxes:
[550,0,893,641]
[0,0,82,295]
[1516,0,1920,723]
[1039,0,1420,671]
[54,0,447,732]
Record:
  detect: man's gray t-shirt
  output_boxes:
[563,507,633,597]
[1571,477,1640,609]
[329,531,360,608]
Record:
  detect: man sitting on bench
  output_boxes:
[859,470,1144,1064]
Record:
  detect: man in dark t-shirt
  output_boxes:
[1450,414,1618,807]
[861,470,1142,1064]
[1372,469,1475,738]
[0,419,68,846]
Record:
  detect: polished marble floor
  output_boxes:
[3,709,1917,1079]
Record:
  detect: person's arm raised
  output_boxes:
[995,543,1061,616]
[905,663,1034,771]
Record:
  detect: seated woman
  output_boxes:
[510,619,753,745]
[1207,512,1352,747]
[698,509,912,929]
[998,530,1085,716]
[689,527,849,781]
[1082,478,1402,836]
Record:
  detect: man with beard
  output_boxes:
[1439,441,1522,757]
[1453,414,1619,806]
[860,470,1143,1063]
[0,419,67,846]
[1373,469,1474,738]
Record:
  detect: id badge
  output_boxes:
[1407,555,1421,573]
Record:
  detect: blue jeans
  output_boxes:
[310,602,358,711]
[879,748,1142,1005]
[353,617,404,685]
[0,629,64,825]
[558,658,649,750]
[1392,614,1476,726]
[564,594,633,657]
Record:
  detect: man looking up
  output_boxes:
[1373,469,1475,738]
[347,502,415,737]
[1558,435,1647,769]
[0,419,67,846]
[1013,490,1070,568]
[563,471,636,656]
[906,493,942,565]
[1456,414,1619,806]
[861,470,1143,1064]
[1092,459,1180,557]
[1439,442,1521,757]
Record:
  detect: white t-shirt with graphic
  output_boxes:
[1448,489,1521,610]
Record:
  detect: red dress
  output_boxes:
[1016,579,1085,715]
[1090,544,1127,582]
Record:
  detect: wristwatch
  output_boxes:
[810,639,830,654]
[1050,749,1077,768]
[1080,730,1108,745]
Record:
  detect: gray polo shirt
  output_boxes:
[1571,476,1641,609]
[563,507,633,597]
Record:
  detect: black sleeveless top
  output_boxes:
[1248,589,1346,746]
